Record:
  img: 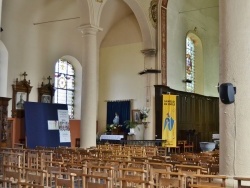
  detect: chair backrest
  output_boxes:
[148,162,173,179]
[82,174,112,188]
[149,168,186,188]
[190,174,227,187]
[40,151,53,169]
[3,152,24,168]
[26,150,39,169]
[2,165,22,187]
[175,164,202,175]
[67,165,86,188]
[23,168,47,186]
[46,161,62,187]
[54,172,76,188]
[156,146,167,157]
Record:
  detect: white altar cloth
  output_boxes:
[100,135,124,140]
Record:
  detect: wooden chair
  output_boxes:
[100,159,124,181]
[118,167,148,188]
[54,172,76,188]
[18,182,51,188]
[209,164,219,175]
[86,165,115,186]
[170,154,186,164]
[0,165,24,188]
[234,176,250,188]
[149,164,173,185]
[125,161,147,170]
[151,155,169,163]
[82,174,112,188]
[184,142,194,152]
[45,161,63,187]
[131,156,148,163]
[144,146,158,158]
[149,170,186,188]
[26,150,40,169]
[40,150,53,170]
[189,174,227,187]
[67,163,86,188]
[22,167,47,186]
[132,147,145,157]
[2,152,24,168]
[175,164,202,186]
[117,177,149,188]
[156,146,167,157]
[99,150,113,159]
[178,140,194,153]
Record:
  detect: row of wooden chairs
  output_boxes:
[0,147,219,187]
[0,160,228,188]
[2,146,250,188]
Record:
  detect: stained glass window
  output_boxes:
[186,36,195,92]
[54,59,75,119]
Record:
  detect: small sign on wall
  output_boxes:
[48,120,59,130]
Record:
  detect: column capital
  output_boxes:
[78,24,103,36]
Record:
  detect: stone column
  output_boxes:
[78,25,100,148]
[141,49,157,140]
[220,0,250,184]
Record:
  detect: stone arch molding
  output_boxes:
[122,0,155,49]
[77,0,155,50]
[0,40,8,97]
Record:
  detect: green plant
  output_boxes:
[106,124,122,132]
[124,120,138,129]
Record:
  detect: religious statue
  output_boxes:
[113,113,119,125]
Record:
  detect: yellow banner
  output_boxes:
[162,95,177,147]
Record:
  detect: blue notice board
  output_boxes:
[24,102,71,149]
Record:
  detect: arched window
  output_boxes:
[185,32,203,94]
[186,36,195,92]
[54,59,75,119]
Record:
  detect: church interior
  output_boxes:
[0,0,249,187]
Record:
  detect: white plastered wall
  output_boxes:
[167,1,219,97]
[1,0,82,119]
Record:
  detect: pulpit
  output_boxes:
[0,97,11,147]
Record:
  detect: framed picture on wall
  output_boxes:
[16,92,27,109]
[38,78,54,104]
[41,94,52,103]
[132,109,141,123]
[12,72,33,118]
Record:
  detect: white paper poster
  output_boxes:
[57,109,71,143]
[48,120,59,130]
[59,130,71,143]
[58,110,69,123]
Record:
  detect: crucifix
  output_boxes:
[22,72,28,80]
[47,76,52,84]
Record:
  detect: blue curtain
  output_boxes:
[107,101,130,126]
